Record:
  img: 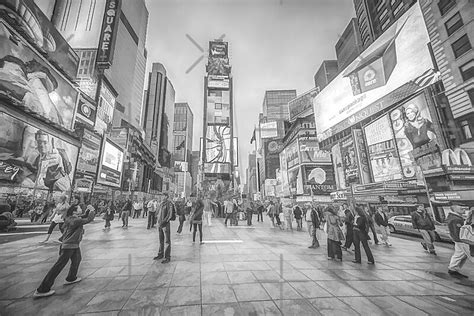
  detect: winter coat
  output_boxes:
[61,211,95,249]
[411,210,435,230]
[446,212,464,243]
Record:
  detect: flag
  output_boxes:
[250,128,256,144]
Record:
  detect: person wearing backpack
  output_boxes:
[447,204,473,279]
[154,193,174,264]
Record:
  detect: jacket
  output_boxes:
[374,211,388,227]
[354,214,368,233]
[411,210,435,230]
[446,212,464,242]
[326,213,344,242]
[344,212,354,229]
[311,209,320,228]
[158,200,174,226]
[61,211,95,249]
[293,206,302,219]
[192,200,204,222]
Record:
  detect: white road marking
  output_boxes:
[202,240,243,244]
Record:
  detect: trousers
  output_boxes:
[420,229,436,252]
[354,229,374,263]
[448,242,473,271]
[158,222,171,259]
[37,248,81,293]
[327,239,342,259]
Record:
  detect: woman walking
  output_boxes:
[342,209,354,251]
[325,206,344,261]
[192,198,204,243]
[353,207,375,264]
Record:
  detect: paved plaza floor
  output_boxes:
[1,216,474,315]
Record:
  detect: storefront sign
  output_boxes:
[432,191,474,201]
[353,129,371,184]
[96,0,121,69]
[331,190,348,201]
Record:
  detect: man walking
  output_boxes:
[132,199,142,219]
[293,203,303,231]
[411,204,437,255]
[308,204,320,248]
[34,205,96,298]
[147,199,157,229]
[447,205,472,278]
[374,206,392,246]
[176,200,186,234]
[224,197,233,226]
[142,198,148,218]
[203,196,217,226]
[257,201,264,222]
[154,193,174,263]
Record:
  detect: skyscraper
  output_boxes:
[335,18,364,71]
[313,60,338,90]
[173,103,193,197]
[262,90,297,122]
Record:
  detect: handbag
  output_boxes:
[459,224,474,245]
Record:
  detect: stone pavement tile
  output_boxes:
[274,299,320,316]
[88,266,126,278]
[315,280,362,297]
[344,280,392,296]
[104,276,144,291]
[201,262,225,272]
[202,303,242,315]
[339,296,387,315]
[252,270,283,282]
[281,270,310,282]
[66,277,113,295]
[201,271,230,285]
[116,264,151,276]
[165,286,201,306]
[265,260,295,271]
[137,273,173,289]
[397,296,463,316]
[411,281,467,295]
[0,299,13,310]
[4,292,97,316]
[227,271,257,284]
[432,279,474,295]
[77,312,119,316]
[289,281,333,298]
[175,262,201,274]
[404,269,450,282]
[287,260,317,270]
[148,261,177,274]
[232,283,271,301]
[370,269,424,281]
[202,284,237,304]
[308,297,358,315]
[0,280,37,299]
[300,269,336,281]
[170,271,200,287]
[79,290,132,313]
[0,272,43,291]
[366,296,429,315]
[334,269,380,281]
[239,300,282,315]
[442,296,474,314]
[122,288,168,311]
[261,282,303,300]
[160,304,201,316]
[80,259,112,268]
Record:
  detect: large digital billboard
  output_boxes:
[313,3,434,140]
[205,125,231,163]
[0,22,78,130]
[303,165,336,195]
[76,129,101,176]
[97,139,123,187]
[0,111,79,192]
[95,79,116,134]
[289,88,319,121]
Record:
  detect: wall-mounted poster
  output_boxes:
[340,135,359,185]
[331,142,346,190]
[364,115,402,182]
[0,22,78,130]
[0,111,79,192]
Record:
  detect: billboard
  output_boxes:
[364,115,402,182]
[260,121,278,139]
[0,0,79,79]
[207,90,230,124]
[209,41,228,58]
[298,139,331,164]
[389,93,438,179]
[97,139,123,187]
[331,142,345,189]
[75,94,97,127]
[208,75,229,89]
[0,22,78,131]
[203,162,230,174]
[286,141,299,169]
[313,4,434,140]
[96,0,121,69]
[289,87,319,121]
[352,129,372,184]
[76,129,101,176]
[303,165,336,195]
[0,111,79,192]
[206,125,231,163]
[340,135,359,185]
[95,79,116,134]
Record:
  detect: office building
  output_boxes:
[313,60,338,90]
[262,90,297,122]
[173,103,193,197]
[335,18,364,71]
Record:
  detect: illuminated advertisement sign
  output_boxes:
[286,141,299,169]
[364,115,402,182]
[340,135,359,185]
[75,94,96,127]
[0,0,79,79]
[205,125,231,163]
[289,87,319,121]
[314,4,434,140]
[77,129,101,176]
[209,41,228,58]
[260,121,278,139]
[95,80,116,134]
[208,75,229,89]
[0,111,79,192]
[97,139,123,187]
[96,0,121,69]
[0,22,79,130]
[352,129,372,184]
[303,165,336,195]
[298,139,331,164]
[331,142,345,190]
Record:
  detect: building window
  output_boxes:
[445,12,463,36]
[438,0,456,16]
[452,34,472,58]
[215,103,222,110]
[76,50,97,78]
[393,1,404,16]
[381,18,391,31]
[460,60,474,81]
[376,0,385,13]
[469,89,474,106]
[379,8,388,21]
[461,120,473,140]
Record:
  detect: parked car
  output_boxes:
[387,215,452,242]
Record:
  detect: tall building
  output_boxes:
[173,103,193,197]
[50,0,149,130]
[335,18,364,71]
[246,152,257,196]
[142,63,166,149]
[262,90,297,122]
[353,0,417,48]
[190,151,200,195]
[313,60,338,90]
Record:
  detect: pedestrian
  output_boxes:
[325,206,344,261]
[266,201,275,227]
[308,204,320,248]
[176,200,186,234]
[203,196,217,226]
[121,199,132,228]
[283,202,293,231]
[342,209,354,251]
[353,207,375,264]
[411,204,437,255]
[40,200,54,224]
[153,193,174,263]
[224,197,234,226]
[274,201,282,229]
[191,198,204,243]
[257,201,264,222]
[132,198,142,218]
[374,206,392,246]
[33,205,96,298]
[245,198,253,226]
[142,197,148,218]
[41,195,69,243]
[293,203,303,231]
[147,199,157,229]
[33,201,44,223]
[365,207,380,245]
[103,201,115,231]
[447,204,473,278]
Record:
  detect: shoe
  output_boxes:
[64,277,82,285]
[33,289,55,298]
[368,261,375,265]
[448,270,468,278]
[430,251,437,256]
[308,246,315,248]
[153,255,164,260]
[352,260,361,264]
[161,258,170,264]
[342,246,348,251]
[421,242,427,250]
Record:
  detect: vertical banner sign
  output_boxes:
[96,0,121,69]
[352,129,372,184]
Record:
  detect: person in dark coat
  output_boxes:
[308,205,320,248]
[192,199,204,243]
[176,200,186,234]
[411,204,436,255]
[342,209,354,251]
[353,207,375,264]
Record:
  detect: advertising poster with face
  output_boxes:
[0,111,78,192]
[364,115,403,182]
[303,165,336,195]
[0,23,78,131]
[390,93,438,178]
[340,136,359,185]
[331,143,346,190]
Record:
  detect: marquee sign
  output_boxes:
[96,0,121,69]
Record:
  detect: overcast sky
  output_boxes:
[144,0,355,180]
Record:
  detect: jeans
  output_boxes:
[37,248,81,293]
[327,239,342,259]
[354,229,374,263]
[143,208,148,218]
[257,212,263,222]
[420,230,436,252]
[47,221,64,235]
[147,212,156,229]
[307,221,313,237]
[204,211,212,226]
[177,216,185,233]
[193,223,203,242]
[296,218,302,231]
[247,212,252,226]
[448,242,473,271]
[344,225,354,249]
[122,211,129,227]
[158,222,171,259]
[133,210,141,218]
[225,212,233,225]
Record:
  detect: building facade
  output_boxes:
[313,60,338,90]
[335,18,365,71]
[173,102,193,197]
